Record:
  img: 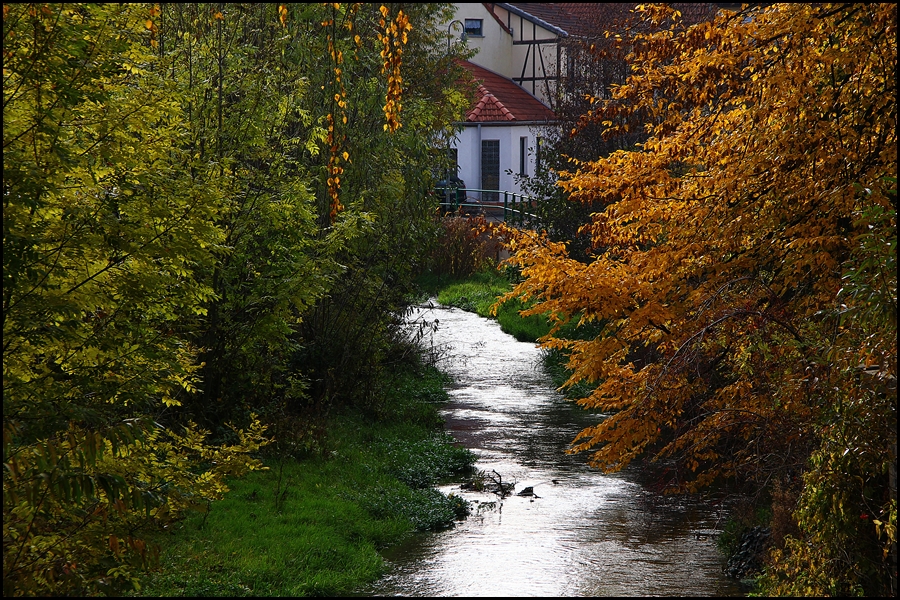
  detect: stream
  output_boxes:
[359,301,744,597]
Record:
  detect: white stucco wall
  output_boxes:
[449,3,513,77]
[451,123,546,201]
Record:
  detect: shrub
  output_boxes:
[428,215,499,278]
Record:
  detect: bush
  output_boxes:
[428,215,500,278]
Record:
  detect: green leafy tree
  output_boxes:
[4,2,477,594]
[151,3,470,430]
[759,194,897,595]
[289,2,473,416]
[3,4,268,595]
[153,3,355,429]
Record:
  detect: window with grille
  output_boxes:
[481,139,499,202]
[519,136,528,176]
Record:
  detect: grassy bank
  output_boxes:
[417,268,554,342]
[137,364,475,597]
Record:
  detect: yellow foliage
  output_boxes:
[2,4,274,595]
[380,6,411,133]
[3,418,270,596]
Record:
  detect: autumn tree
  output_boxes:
[495,3,896,594]
[513,4,719,261]
[288,2,473,418]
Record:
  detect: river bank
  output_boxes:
[408,268,765,594]
[136,268,750,596]
[136,362,476,596]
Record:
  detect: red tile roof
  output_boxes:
[461,60,556,123]
[468,85,516,121]
[504,3,720,38]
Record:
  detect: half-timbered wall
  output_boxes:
[491,4,564,108]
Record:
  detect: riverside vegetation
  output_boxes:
[493,5,896,595]
[4,3,478,595]
[136,361,476,596]
[134,226,562,596]
[134,230,574,596]
[6,4,894,597]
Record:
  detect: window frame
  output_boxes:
[464,18,483,37]
[481,139,500,202]
[519,136,528,176]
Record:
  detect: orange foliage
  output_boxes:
[496,3,897,492]
[379,5,411,133]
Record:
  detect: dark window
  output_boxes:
[519,136,528,176]
[464,19,483,37]
[481,139,500,202]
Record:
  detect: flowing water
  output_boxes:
[360,302,744,597]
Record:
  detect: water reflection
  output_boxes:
[360,302,742,597]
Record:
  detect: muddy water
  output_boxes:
[360,302,743,597]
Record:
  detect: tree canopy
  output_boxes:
[3,3,467,595]
[496,3,896,594]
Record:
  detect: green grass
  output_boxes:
[430,269,514,317]
[494,297,555,342]
[137,364,475,597]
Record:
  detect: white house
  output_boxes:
[443,3,723,204]
[450,59,555,203]
[445,3,565,202]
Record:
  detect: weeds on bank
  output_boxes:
[137,365,475,597]
[419,269,512,316]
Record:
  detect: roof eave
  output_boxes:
[455,119,558,126]
[496,3,569,38]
